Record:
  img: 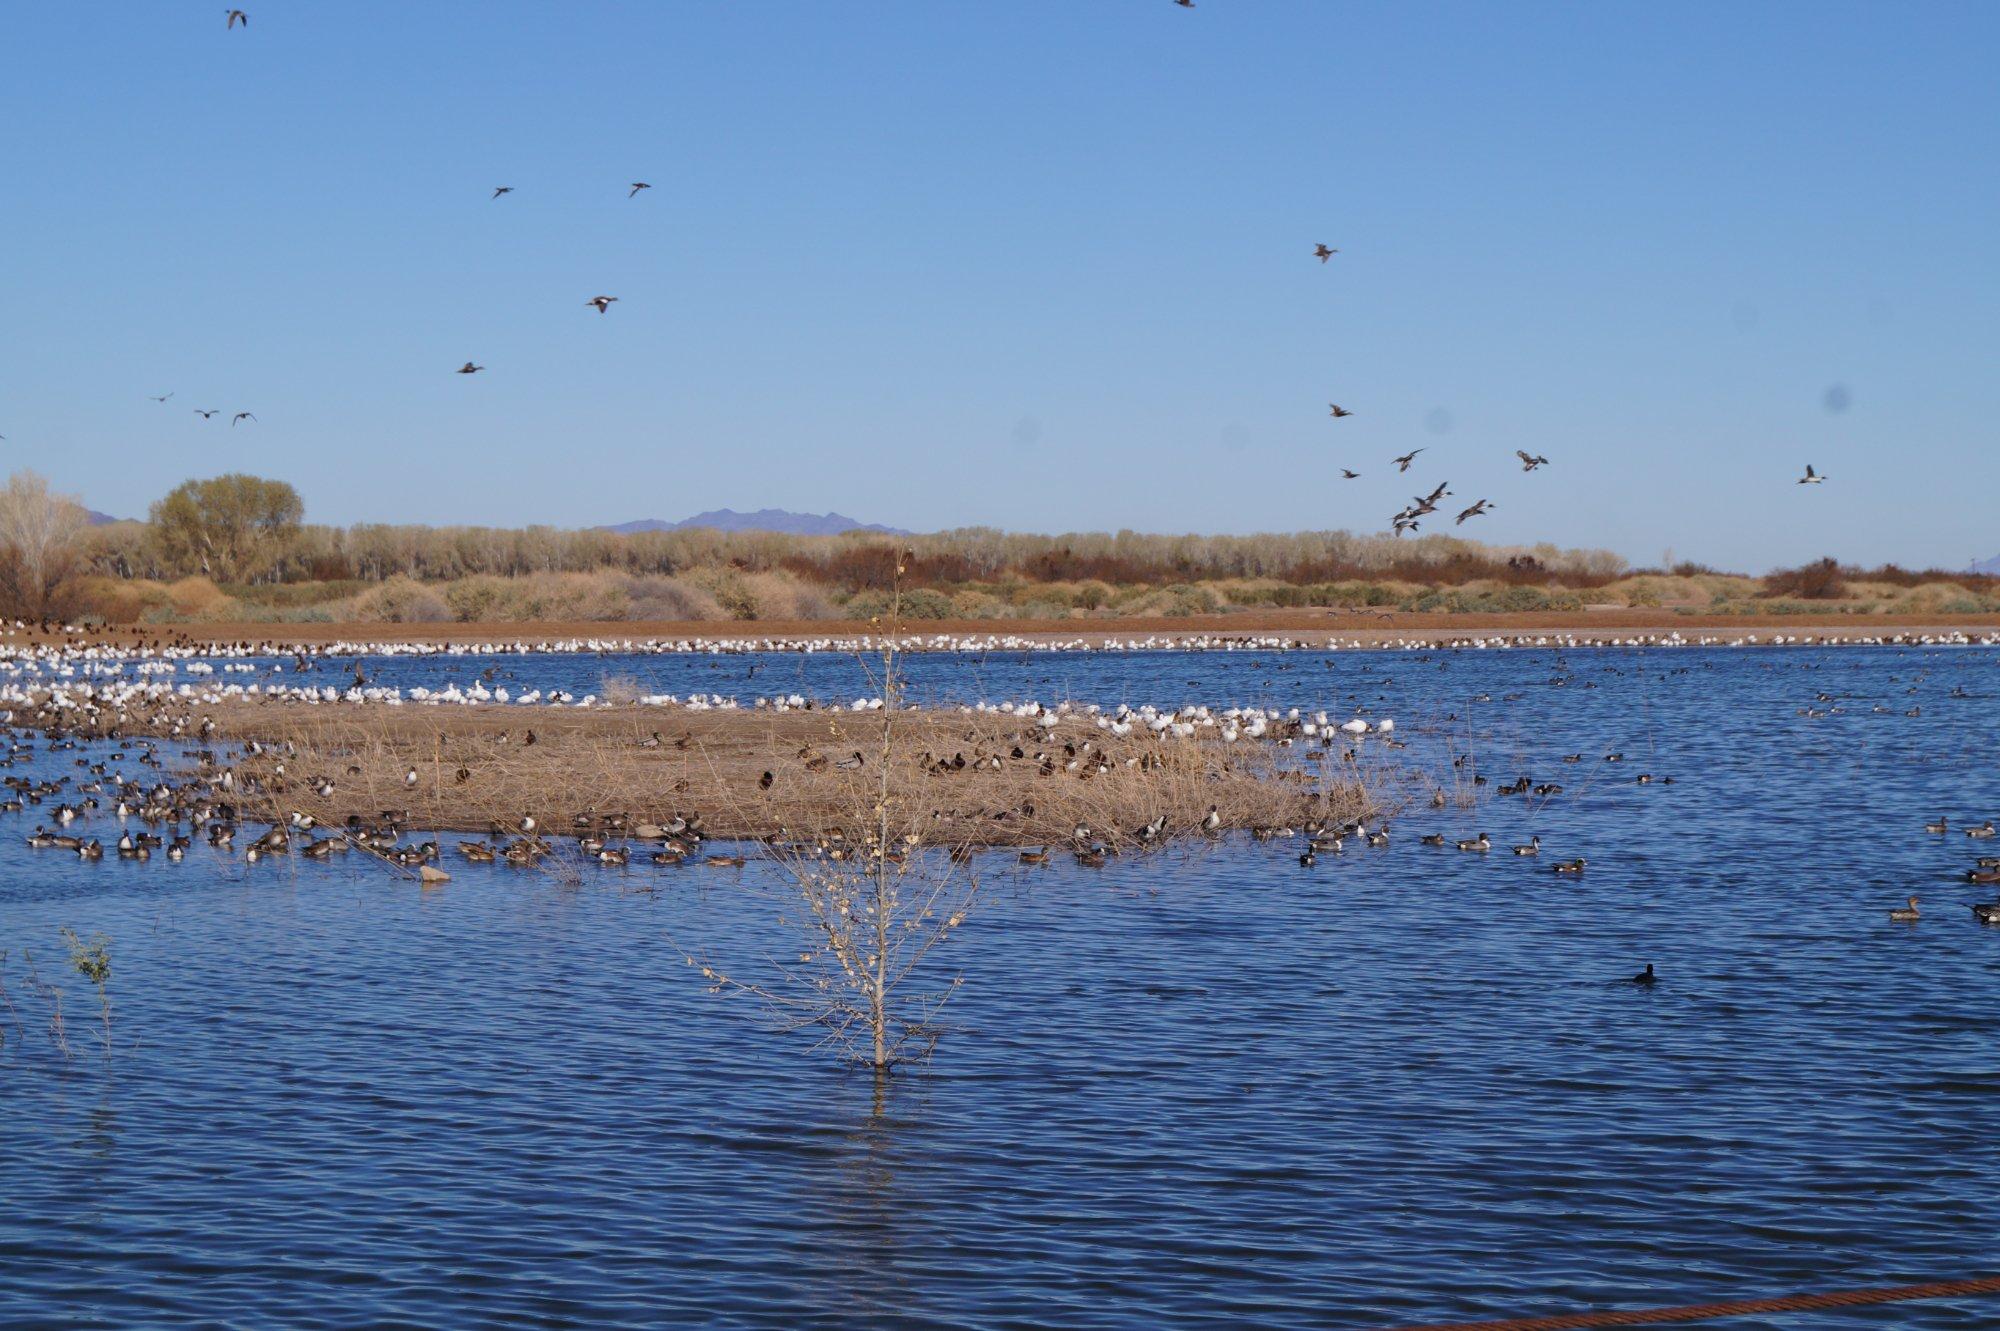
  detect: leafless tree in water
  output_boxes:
[673,551,978,1071]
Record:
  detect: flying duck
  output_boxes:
[1313,242,1335,262]
[226,9,247,29]
[586,296,619,314]
[1516,450,1549,471]
[1392,448,1425,472]
[1797,464,1824,485]
[1328,403,1353,419]
[456,362,485,375]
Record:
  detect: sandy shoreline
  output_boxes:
[14,610,2000,652]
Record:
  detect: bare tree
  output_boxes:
[677,553,977,1071]
[0,470,90,619]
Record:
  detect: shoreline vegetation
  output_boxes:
[3,472,1997,627]
[105,700,1383,853]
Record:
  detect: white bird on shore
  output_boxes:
[403,766,418,788]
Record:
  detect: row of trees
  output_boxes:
[3,467,1648,620]
[72,473,1631,591]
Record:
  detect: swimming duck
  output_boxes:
[1971,903,2000,924]
[1630,963,1656,986]
[1925,817,1949,834]
[1019,848,1049,864]
[1551,858,1587,875]
[1075,844,1108,867]
[1888,895,1921,922]
[1965,867,2000,885]
[1512,836,1541,856]
[1966,821,1996,839]
[1298,849,1316,867]
[459,841,497,862]
[1455,833,1491,852]
[1420,833,1447,847]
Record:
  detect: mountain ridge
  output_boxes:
[602,508,910,537]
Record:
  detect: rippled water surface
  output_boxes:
[5,646,2000,1328]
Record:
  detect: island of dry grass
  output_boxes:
[137,700,1380,851]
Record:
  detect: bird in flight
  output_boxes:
[1797,464,1824,485]
[1174,0,1194,8]
[1516,450,1549,471]
[1340,469,1361,480]
[629,182,652,198]
[492,186,513,199]
[1455,499,1494,525]
[1314,243,1336,262]
[1392,448,1425,472]
[586,296,619,314]
[225,9,247,29]
[457,362,485,375]
[193,409,219,419]
[1328,403,1353,419]
[150,392,174,403]
[231,412,256,426]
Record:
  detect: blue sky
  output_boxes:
[2,2,1994,571]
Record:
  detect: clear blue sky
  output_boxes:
[2,2,1994,571]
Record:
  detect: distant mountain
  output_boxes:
[1971,554,2000,576]
[86,509,127,526]
[604,508,911,537]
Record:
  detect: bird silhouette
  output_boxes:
[1798,464,1825,485]
[1516,450,1549,471]
[1455,499,1493,525]
[456,362,485,375]
[1313,243,1336,262]
[194,409,219,419]
[231,412,256,426]
[1328,403,1353,419]
[492,186,513,199]
[225,9,247,29]
[1392,448,1425,472]
[586,296,618,314]
[629,182,651,198]
[1340,469,1360,480]
[149,392,174,403]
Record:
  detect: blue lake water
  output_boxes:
[4,646,2000,1328]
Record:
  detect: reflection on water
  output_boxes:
[3,646,2000,1327]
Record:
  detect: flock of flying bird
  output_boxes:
[80,8,1834,523]
[147,10,643,422]
[1312,246,1542,535]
